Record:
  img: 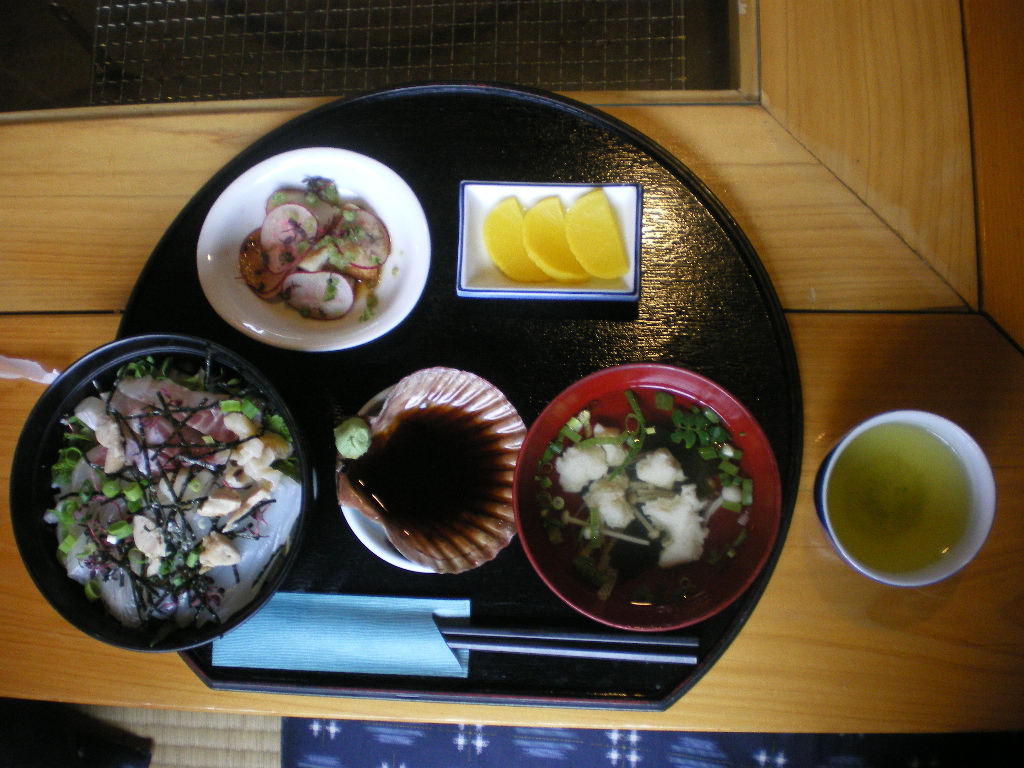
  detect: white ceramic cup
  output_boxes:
[814,410,996,587]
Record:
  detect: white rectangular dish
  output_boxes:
[457,182,641,301]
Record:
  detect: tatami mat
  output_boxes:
[80,705,280,768]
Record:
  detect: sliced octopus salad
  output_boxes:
[45,356,302,634]
[238,175,391,321]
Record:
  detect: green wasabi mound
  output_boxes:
[334,416,371,459]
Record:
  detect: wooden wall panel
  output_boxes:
[758,0,977,306]
[962,0,1024,348]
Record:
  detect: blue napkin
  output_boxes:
[211,593,471,678]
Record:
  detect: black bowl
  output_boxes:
[9,334,313,651]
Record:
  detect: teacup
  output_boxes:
[814,410,995,587]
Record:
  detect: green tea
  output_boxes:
[826,423,971,574]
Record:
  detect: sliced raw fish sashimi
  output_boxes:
[114,376,240,442]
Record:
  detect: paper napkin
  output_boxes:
[0,354,58,384]
[211,593,471,678]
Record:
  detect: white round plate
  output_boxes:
[197,147,431,351]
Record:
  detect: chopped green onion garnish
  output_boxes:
[55,501,79,530]
[101,479,121,499]
[106,520,132,540]
[718,459,740,476]
[655,390,674,411]
[123,483,143,502]
[741,477,754,506]
[265,413,292,441]
[58,533,79,555]
[559,424,583,443]
[84,580,101,601]
[588,506,602,542]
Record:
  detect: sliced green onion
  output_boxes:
[655,390,675,411]
[741,477,754,506]
[55,500,79,530]
[698,445,719,460]
[587,506,602,543]
[718,459,740,476]
[101,479,121,499]
[123,482,143,502]
[84,579,102,601]
[265,413,292,441]
[542,442,562,463]
[58,533,79,555]
[106,520,132,540]
[559,423,583,443]
[709,425,729,444]
[323,276,338,302]
[578,434,628,449]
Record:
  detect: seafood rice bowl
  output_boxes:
[9,335,312,651]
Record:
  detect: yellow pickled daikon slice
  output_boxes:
[564,189,630,280]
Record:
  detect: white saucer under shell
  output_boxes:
[341,505,436,573]
[197,147,431,352]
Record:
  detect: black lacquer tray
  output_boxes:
[118,83,802,710]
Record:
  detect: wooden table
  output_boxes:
[2,2,1023,734]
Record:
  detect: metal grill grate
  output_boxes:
[91,0,687,105]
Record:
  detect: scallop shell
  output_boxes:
[337,367,526,573]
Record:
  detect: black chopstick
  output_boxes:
[434,617,699,665]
